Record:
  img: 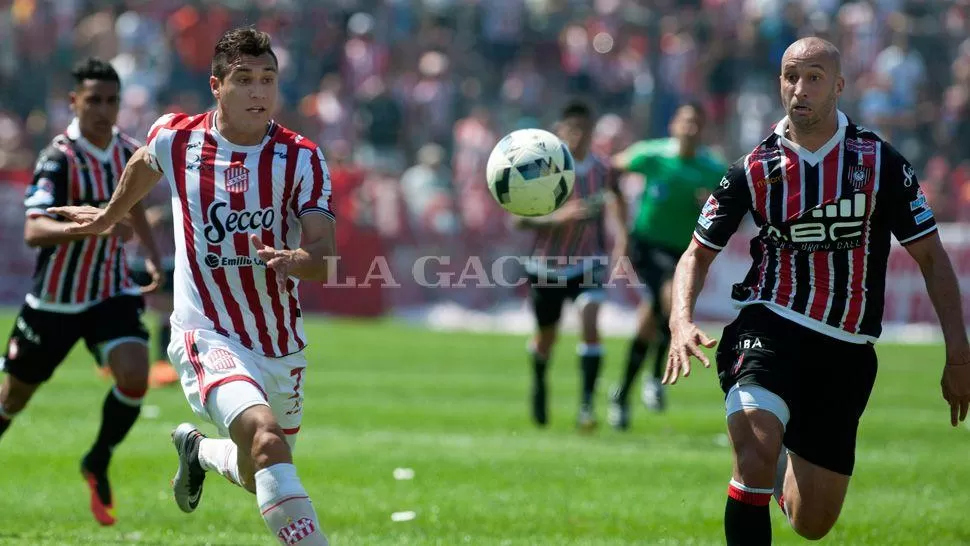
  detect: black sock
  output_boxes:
[531,353,549,424]
[618,338,648,401]
[725,481,772,546]
[579,349,602,407]
[157,323,172,362]
[85,386,144,473]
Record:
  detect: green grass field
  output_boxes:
[0,311,968,545]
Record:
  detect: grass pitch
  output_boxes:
[0,312,967,545]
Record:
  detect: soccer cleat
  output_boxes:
[80,457,116,526]
[149,361,180,388]
[171,423,207,513]
[531,378,548,427]
[607,386,630,430]
[576,404,597,432]
[641,376,666,412]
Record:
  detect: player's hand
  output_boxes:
[251,234,293,293]
[47,205,113,236]
[554,200,593,223]
[941,356,970,427]
[139,257,164,295]
[108,220,135,242]
[663,318,717,385]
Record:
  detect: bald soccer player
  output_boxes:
[663,37,970,544]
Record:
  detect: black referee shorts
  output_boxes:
[715,304,878,476]
[628,238,681,308]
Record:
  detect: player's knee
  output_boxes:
[250,424,291,471]
[112,362,149,393]
[2,377,40,413]
[790,511,838,541]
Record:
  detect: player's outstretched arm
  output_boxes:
[47,146,162,234]
[251,214,336,292]
[904,233,970,426]
[663,239,719,385]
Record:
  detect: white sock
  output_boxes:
[198,438,243,487]
[256,463,328,546]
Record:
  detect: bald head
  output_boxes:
[782,37,841,76]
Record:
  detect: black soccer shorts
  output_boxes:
[715,304,878,476]
[528,268,606,328]
[2,295,149,384]
[628,238,682,308]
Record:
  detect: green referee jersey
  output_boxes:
[622,138,728,251]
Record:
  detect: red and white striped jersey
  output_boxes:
[146,112,334,357]
[25,119,141,312]
[694,112,937,344]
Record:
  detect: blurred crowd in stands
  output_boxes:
[2,0,970,242]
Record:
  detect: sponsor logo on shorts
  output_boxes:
[207,349,236,371]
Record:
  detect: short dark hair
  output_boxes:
[677,100,707,121]
[561,100,593,121]
[71,58,120,86]
[211,27,278,80]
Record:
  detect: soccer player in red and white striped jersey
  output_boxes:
[663,38,970,545]
[0,58,162,527]
[50,29,334,546]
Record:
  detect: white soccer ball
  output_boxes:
[485,128,576,217]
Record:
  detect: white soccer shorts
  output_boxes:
[168,328,307,438]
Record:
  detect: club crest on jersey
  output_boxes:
[224,162,250,193]
[848,166,871,189]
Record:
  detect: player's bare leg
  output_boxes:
[0,374,41,438]
[777,450,851,539]
[529,326,557,426]
[576,298,603,431]
[83,340,149,526]
[230,404,329,545]
[725,407,784,546]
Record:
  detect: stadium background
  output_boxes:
[1,0,969,335]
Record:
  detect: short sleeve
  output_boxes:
[145,113,177,173]
[693,160,751,251]
[25,146,69,219]
[620,141,658,173]
[295,146,335,221]
[883,150,937,245]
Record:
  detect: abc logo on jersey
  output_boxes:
[203,202,275,244]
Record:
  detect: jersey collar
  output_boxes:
[66,118,119,163]
[772,110,848,167]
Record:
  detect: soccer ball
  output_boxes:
[485,128,576,217]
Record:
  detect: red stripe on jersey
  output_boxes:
[73,237,99,303]
[100,234,118,299]
[305,148,326,212]
[280,145,304,350]
[782,146,803,221]
[228,150,274,355]
[201,135,252,348]
[821,142,842,203]
[173,131,227,337]
[60,144,81,202]
[808,146,843,320]
[776,248,794,307]
[746,153,769,222]
[259,143,291,354]
[841,146,878,333]
[44,245,70,299]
